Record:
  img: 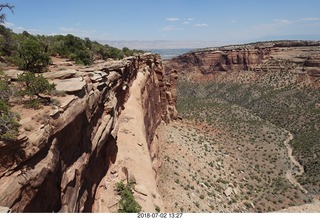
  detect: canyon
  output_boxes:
[161,40,320,212]
[0,40,320,213]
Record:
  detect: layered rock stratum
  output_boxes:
[167,40,320,80]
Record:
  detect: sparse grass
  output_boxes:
[158,72,314,212]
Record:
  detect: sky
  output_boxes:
[2,0,320,49]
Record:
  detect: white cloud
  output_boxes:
[229,20,236,24]
[3,22,15,28]
[183,18,195,25]
[274,19,292,24]
[166,18,179,21]
[162,25,183,31]
[194,23,208,27]
[299,17,320,21]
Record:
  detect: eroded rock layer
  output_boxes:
[167,40,320,78]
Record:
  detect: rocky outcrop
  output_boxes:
[0,54,177,212]
[167,40,320,77]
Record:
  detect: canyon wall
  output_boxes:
[141,57,178,178]
[0,53,177,212]
[167,40,320,78]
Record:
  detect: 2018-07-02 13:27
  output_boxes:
[137,212,183,218]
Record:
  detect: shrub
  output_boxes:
[58,34,93,65]
[0,71,19,141]
[116,180,141,213]
[18,38,51,72]
[18,71,56,105]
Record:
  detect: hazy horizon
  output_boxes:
[102,36,320,50]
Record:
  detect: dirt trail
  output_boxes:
[93,71,163,212]
[284,131,308,194]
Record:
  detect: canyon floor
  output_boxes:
[157,119,320,212]
[157,102,318,212]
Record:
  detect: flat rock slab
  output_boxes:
[53,78,86,93]
[43,69,77,79]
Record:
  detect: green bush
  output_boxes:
[18,38,51,72]
[0,71,19,141]
[18,72,56,105]
[155,205,161,212]
[57,34,93,65]
[0,93,20,141]
[116,180,142,213]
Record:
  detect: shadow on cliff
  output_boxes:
[0,137,28,177]
[21,110,118,212]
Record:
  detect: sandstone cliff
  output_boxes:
[0,53,177,212]
[167,40,320,78]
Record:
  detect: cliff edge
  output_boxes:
[0,53,177,212]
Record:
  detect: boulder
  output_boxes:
[107,71,121,82]
[224,187,233,197]
[89,74,102,83]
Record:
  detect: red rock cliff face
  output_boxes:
[0,54,177,212]
[142,55,178,145]
[140,54,178,180]
[167,40,320,77]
